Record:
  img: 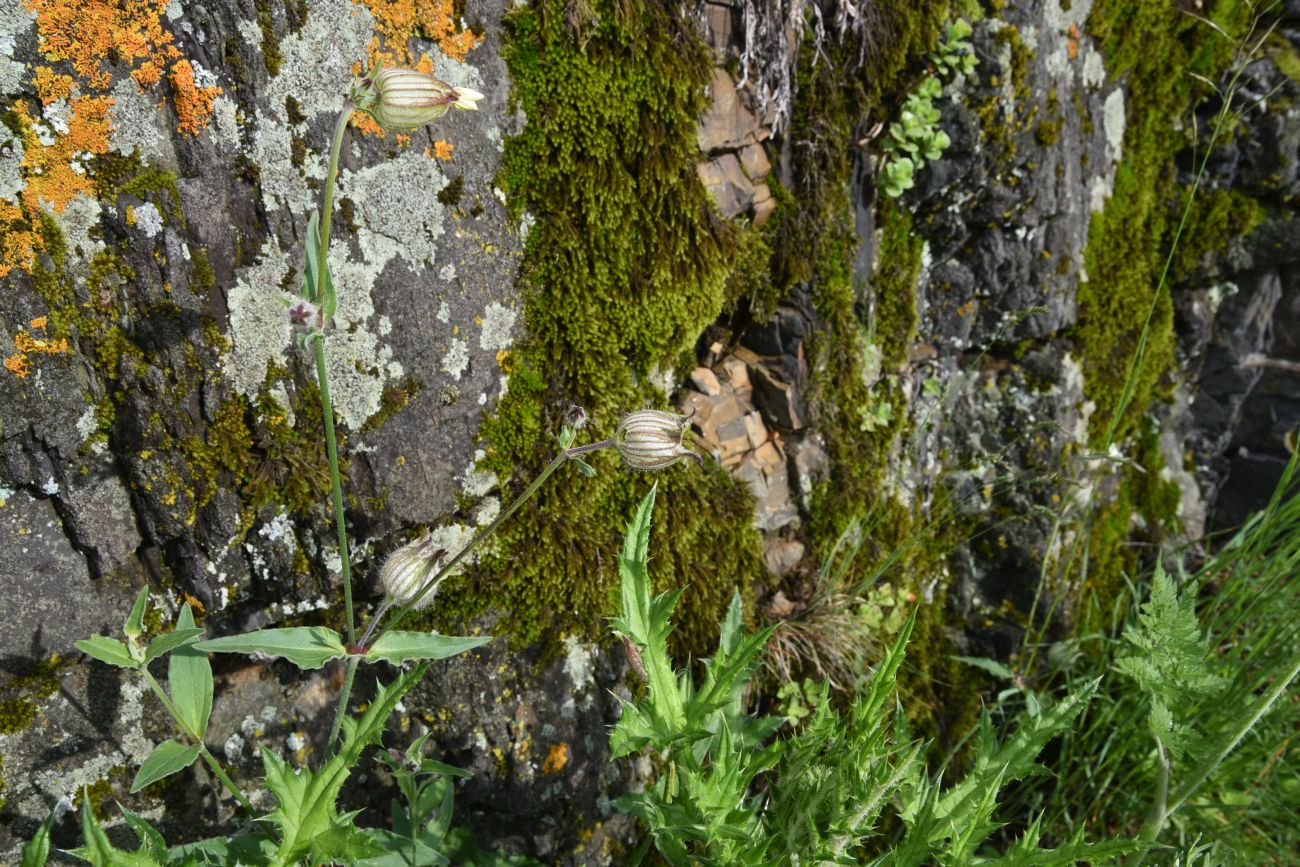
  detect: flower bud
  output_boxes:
[615,409,701,471]
[379,534,446,609]
[350,68,484,133]
[566,404,589,432]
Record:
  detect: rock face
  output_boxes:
[1,0,1298,861]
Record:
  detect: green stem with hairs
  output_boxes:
[327,656,361,752]
[315,102,357,650]
[141,669,255,815]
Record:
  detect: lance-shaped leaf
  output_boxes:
[196,627,347,670]
[169,604,213,738]
[75,634,138,669]
[142,628,205,664]
[131,740,202,792]
[123,586,149,639]
[364,632,491,665]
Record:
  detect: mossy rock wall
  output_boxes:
[2,0,1299,860]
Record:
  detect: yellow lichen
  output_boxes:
[432,139,453,160]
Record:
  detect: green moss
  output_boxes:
[436,175,464,207]
[180,385,336,523]
[757,1,984,749]
[439,0,763,658]
[1269,34,1300,84]
[1168,187,1262,283]
[362,378,422,434]
[0,655,67,735]
[1035,118,1062,146]
[257,0,284,77]
[191,246,217,290]
[1077,0,1252,447]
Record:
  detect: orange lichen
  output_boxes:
[17,96,113,214]
[5,318,69,378]
[24,0,179,89]
[2,0,223,277]
[5,355,31,378]
[32,66,74,104]
[356,0,483,67]
[169,59,221,136]
[541,742,569,774]
[350,111,388,138]
[432,139,453,160]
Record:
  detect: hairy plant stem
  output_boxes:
[311,104,360,757]
[316,102,357,650]
[327,656,361,752]
[141,669,255,815]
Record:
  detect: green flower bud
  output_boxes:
[615,410,702,471]
[380,534,446,609]
[350,67,483,132]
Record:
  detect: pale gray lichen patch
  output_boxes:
[263,0,374,120]
[47,193,103,284]
[108,76,179,171]
[338,150,447,268]
[209,94,242,154]
[0,127,23,201]
[461,448,497,498]
[223,238,293,399]
[441,336,469,380]
[1090,87,1125,212]
[0,2,34,97]
[478,301,517,351]
[319,247,404,430]
[250,109,320,214]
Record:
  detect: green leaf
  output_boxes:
[196,626,347,670]
[19,808,54,867]
[169,604,213,738]
[143,628,205,664]
[124,586,149,638]
[303,209,321,303]
[365,631,492,665]
[265,665,430,864]
[120,807,169,860]
[132,739,202,792]
[79,790,116,866]
[75,634,138,668]
[954,656,1018,681]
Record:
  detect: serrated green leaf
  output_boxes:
[79,790,116,866]
[143,628,205,664]
[132,739,202,792]
[196,626,347,670]
[124,587,149,638]
[75,634,138,668]
[265,664,430,863]
[365,631,491,665]
[20,808,54,867]
[120,807,169,860]
[169,604,213,738]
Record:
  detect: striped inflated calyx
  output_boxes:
[351,68,483,133]
[614,410,702,471]
[379,533,445,609]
